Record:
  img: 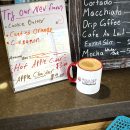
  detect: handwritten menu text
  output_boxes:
[0,0,71,92]
[81,0,130,68]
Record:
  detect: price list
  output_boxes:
[81,0,130,61]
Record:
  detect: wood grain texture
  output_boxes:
[53,121,111,130]
[69,0,80,62]
[0,20,11,82]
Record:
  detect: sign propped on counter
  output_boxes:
[0,0,71,92]
[69,0,130,69]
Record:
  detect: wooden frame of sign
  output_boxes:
[69,0,130,69]
[0,0,72,92]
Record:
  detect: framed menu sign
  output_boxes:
[69,0,130,69]
[0,0,71,92]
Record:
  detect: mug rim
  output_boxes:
[77,58,103,71]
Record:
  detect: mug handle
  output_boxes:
[67,62,77,83]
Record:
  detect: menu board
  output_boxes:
[15,0,68,4]
[0,0,71,92]
[69,0,130,69]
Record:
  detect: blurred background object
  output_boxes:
[0,0,13,5]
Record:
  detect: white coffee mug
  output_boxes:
[67,58,103,95]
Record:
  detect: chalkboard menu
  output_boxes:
[69,0,130,69]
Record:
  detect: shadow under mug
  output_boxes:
[67,58,103,95]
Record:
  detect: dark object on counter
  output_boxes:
[0,0,13,5]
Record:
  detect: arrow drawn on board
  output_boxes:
[56,15,64,24]
[31,52,67,59]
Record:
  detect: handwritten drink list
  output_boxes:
[80,0,130,69]
[0,0,71,92]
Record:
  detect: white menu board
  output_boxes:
[0,0,71,92]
